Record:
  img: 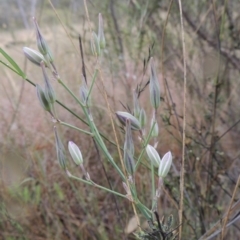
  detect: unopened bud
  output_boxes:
[158,151,172,177]
[68,141,83,165]
[139,108,147,129]
[98,13,106,49]
[36,84,52,113]
[40,62,56,104]
[150,116,159,138]
[33,17,48,55]
[54,127,67,170]
[79,82,89,105]
[116,111,141,131]
[91,31,101,57]
[133,91,140,118]
[124,119,135,175]
[23,47,46,66]
[146,144,160,168]
[149,58,160,109]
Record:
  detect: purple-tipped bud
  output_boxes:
[149,58,160,109]
[33,17,54,63]
[158,151,172,177]
[68,141,83,165]
[33,17,48,55]
[124,119,135,176]
[40,62,56,104]
[146,144,160,168]
[79,81,89,105]
[91,31,101,57]
[98,13,106,49]
[36,84,52,113]
[23,47,47,66]
[54,127,67,170]
[116,111,141,131]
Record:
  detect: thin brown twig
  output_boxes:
[177,0,187,239]
[221,175,240,239]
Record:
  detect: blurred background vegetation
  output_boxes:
[0,0,240,239]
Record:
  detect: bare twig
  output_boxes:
[177,0,187,239]
[221,175,240,239]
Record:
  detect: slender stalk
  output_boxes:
[178,0,187,239]
[69,174,127,199]
[58,120,93,136]
[87,69,98,99]
[151,161,155,212]
[135,121,156,169]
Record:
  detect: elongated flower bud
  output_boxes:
[158,151,172,177]
[54,127,67,170]
[149,58,160,109]
[98,13,106,49]
[116,111,141,131]
[133,91,140,118]
[40,62,56,104]
[146,144,160,168]
[150,115,159,137]
[91,31,101,57]
[68,141,83,165]
[139,108,147,129]
[124,119,134,156]
[33,17,48,55]
[124,119,135,175]
[79,81,89,105]
[36,84,52,113]
[33,17,54,63]
[23,47,47,66]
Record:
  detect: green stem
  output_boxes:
[151,161,155,211]
[59,120,93,136]
[135,121,156,169]
[87,69,98,99]
[69,174,127,199]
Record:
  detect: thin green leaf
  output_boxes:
[0,48,26,78]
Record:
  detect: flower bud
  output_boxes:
[33,17,48,56]
[158,151,172,177]
[139,108,147,129]
[23,47,46,66]
[91,31,101,57]
[79,81,89,105]
[124,119,135,176]
[68,141,83,165]
[40,62,56,104]
[36,84,52,113]
[149,58,160,109]
[150,115,159,138]
[133,91,140,118]
[146,144,160,168]
[98,13,106,49]
[116,111,141,131]
[54,127,67,170]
